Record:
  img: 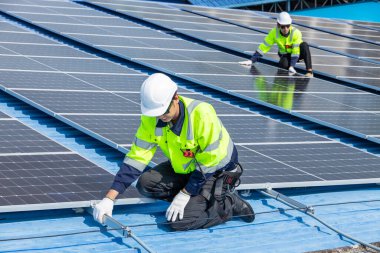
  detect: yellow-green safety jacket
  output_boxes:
[111,96,236,195]
[258,26,302,58]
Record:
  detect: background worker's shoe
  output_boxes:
[305,71,314,78]
[229,192,255,223]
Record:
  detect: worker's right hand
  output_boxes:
[239,60,252,66]
[288,66,297,75]
[93,197,114,224]
[251,51,262,63]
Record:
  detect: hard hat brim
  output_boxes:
[141,100,170,117]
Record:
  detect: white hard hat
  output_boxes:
[277,12,292,25]
[140,73,178,116]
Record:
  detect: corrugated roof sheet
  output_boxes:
[1,186,379,252]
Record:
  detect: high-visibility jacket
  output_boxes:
[257,26,302,58]
[112,96,236,195]
[127,95,234,173]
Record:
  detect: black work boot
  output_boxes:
[228,192,255,223]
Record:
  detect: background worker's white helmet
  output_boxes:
[277,12,292,25]
[140,73,178,117]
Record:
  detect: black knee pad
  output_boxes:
[136,172,155,197]
[279,56,289,69]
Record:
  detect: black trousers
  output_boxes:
[136,161,234,231]
[278,42,312,70]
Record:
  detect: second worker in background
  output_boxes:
[240,12,314,78]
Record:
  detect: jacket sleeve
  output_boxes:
[258,28,276,55]
[111,116,158,194]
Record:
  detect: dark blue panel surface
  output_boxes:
[0,112,144,212]
[15,90,140,114]
[301,112,380,137]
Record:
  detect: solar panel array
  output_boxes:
[0,0,379,211]
[178,4,380,89]
[0,110,145,213]
[12,0,379,143]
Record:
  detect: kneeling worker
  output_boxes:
[240,12,314,78]
[93,73,255,231]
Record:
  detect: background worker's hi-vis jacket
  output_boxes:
[111,96,236,196]
[258,26,302,60]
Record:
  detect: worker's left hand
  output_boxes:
[93,197,114,224]
[166,190,191,222]
[239,60,252,66]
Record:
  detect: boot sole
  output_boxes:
[240,198,255,223]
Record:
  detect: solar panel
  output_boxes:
[0,4,380,191]
[238,143,380,188]
[0,112,147,213]
[342,19,380,32]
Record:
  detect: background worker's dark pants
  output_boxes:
[278,42,312,70]
[136,161,234,231]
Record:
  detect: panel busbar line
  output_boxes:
[0,111,149,213]
[5,0,380,144]
[1,4,380,189]
[340,19,380,33]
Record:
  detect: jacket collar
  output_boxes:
[156,100,184,136]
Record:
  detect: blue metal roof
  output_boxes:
[1,185,379,252]
[188,0,285,8]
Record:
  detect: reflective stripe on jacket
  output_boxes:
[125,96,235,175]
[258,26,302,57]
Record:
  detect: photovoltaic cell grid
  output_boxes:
[1,16,380,190]
[341,19,380,32]
[0,111,146,213]
[7,0,380,143]
[175,4,380,89]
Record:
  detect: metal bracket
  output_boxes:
[262,188,315,214]
[86,203,156,253]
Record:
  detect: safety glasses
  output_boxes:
[162,101,173,116]
[280,24,290,29]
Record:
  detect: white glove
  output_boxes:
[239,60,252,66]
[93,197,114,224]
[166,190,191,222]
[288,66,297,75]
